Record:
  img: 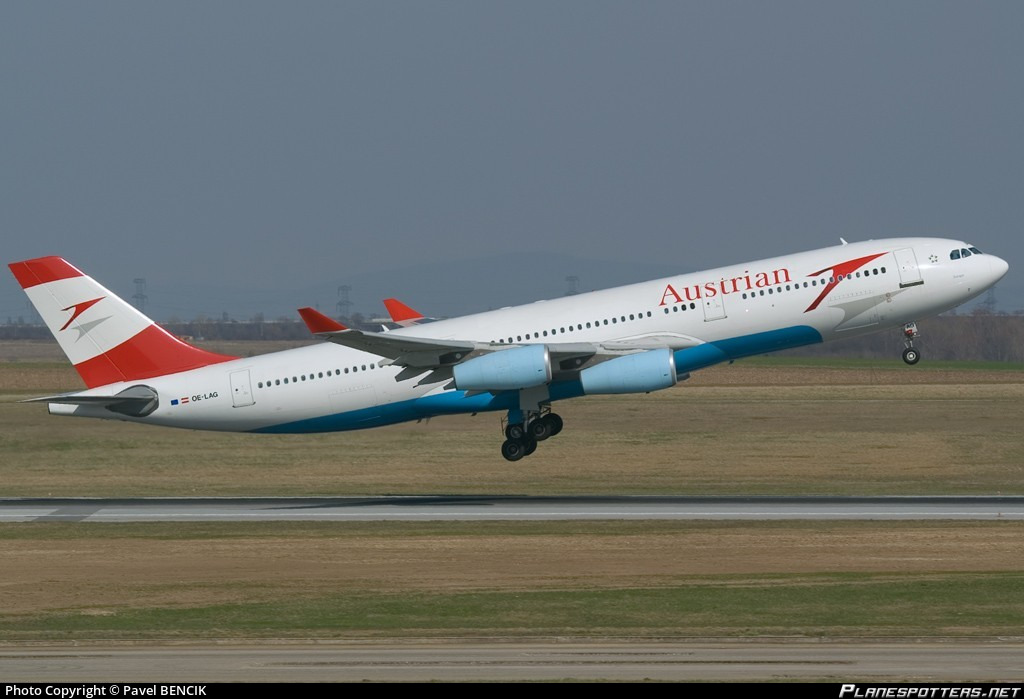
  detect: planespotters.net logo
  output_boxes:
[840,686,1020,698]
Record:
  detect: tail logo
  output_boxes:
[60,297,107,336]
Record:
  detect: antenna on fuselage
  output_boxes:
[839,238,848,246]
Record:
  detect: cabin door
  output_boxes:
[702,294,726,321]
[894,248,924,288]
[230,369,255,408]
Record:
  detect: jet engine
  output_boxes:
[580,348,678,395]
[453,344,552,391]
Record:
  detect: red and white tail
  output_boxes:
[9,256,237,388]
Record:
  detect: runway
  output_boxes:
[2,495,1024,522]
[2,642,1023,681]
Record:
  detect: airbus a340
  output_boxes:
[9,237,1008,460]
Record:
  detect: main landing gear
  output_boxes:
[500,410,564,461]
[901,322,921,365]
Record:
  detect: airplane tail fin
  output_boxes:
[9,256,237,388]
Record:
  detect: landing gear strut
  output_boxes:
[500,408,564,461]
[901,322,921,365]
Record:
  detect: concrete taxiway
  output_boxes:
[2,642,1023,681]
[1,495,1023,522]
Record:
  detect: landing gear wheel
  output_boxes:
[529,418,552,441]
[546,413,563,437]
[501,439,526,462]
[505,423,525,441]
[902,347,920,365]
[523,437,538,456]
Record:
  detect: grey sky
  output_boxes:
[2,2,1021,320]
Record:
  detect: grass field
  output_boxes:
[2,521,1023,640]
[1,341,1023,642]
[1,342,1021,496]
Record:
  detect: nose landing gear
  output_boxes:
[901,322,921,365]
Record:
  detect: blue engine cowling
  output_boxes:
[580,348,678,395]
[453,344,552,391]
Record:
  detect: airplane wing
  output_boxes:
[316,327,479,368]
[297,306,703,386]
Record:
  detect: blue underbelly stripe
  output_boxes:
[252,325,823,434]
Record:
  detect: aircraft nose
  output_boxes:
[989,254,1010,283]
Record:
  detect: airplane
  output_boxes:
[9,237,1009,461]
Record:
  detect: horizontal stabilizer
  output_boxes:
[23,385,159,417]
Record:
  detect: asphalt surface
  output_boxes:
[2,495,1024,522]
[2,642,1023,681]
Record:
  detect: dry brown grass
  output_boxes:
[1,342,1023,495]
[2,521,1022,619]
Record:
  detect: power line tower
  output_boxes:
[565,275,580,296]
[132,278,148,313]
[337,285,352,319]
[980,287,997,314]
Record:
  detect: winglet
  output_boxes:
[297,307,347,334]
[383,298,425,324]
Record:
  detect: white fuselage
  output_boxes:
[53,237,1008,433]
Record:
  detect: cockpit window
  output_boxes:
[950,249,961,260]
[961,248,972,258]
[969,247,982,255]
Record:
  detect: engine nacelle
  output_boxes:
[580,348,678,395]
[453,344,552,391]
